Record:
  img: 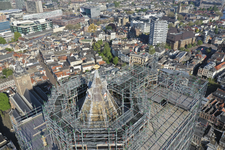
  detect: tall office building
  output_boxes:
[26,0,43,13]
[149,18,168,45]
[15,0,25,9]
[80,6,100,18]
[0,0,12,10]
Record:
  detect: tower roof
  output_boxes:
[80,69,119,127]
[14,61,26,76]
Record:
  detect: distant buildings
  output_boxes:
[15,0,25,9]
[25,0,43,13]
[0,1,12,10]
[10,19,53,35]
[23,9,62,20]
[80,6,100,18]
[149,18,168,45]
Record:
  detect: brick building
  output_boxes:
[167,27,196,50]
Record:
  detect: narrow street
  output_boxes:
[38,54,58,86]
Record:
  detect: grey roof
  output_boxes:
[23,89,42,108]
[19,114,54,150]
[12,108,20,119]
[33,87,48,102]
[0,52,13,61]
[13,93,31,113]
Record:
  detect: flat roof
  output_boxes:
[141,102,189,150]
[18,114,52,150]
[0,9,22,13]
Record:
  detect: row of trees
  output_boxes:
[0,32,21,44]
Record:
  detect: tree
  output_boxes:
[197,40,203,46]
[88,23,97,33]
[214,27,219,34]
[188,21,194,26]
[149,45,155,54]
[0,93,11,111]
[113,57,119,65]
[122,63,126,67]
[93,43,100,51]
[216,11,223,17]
[167,12,175,17]
[177,14,184,20]
[187,44,192,48]
[165,44,171,49]
[73,23,81,30]
[0,37,6,44]
[97,40,103,46]
[65,24,73,30]
[196,28,199,33]
[2,68,13,78]
[14,32,21,41]
[213,5,219,11]
[195,20,202,26]
[168,23,174,28]
[106,26,113,30]
[114,1,120,7]
[206,48,212,53]
[5,48,13,52]
[193,43,196,47]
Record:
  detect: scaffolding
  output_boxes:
[12,55,208,150]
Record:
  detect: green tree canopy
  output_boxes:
[188,21,194,26]
[14,32,21,41]
[0,93,11,111]
[2,68,13,78]
[167,11,175,17]
[149,45,155,54]
[197,40,203,46]
[216,11,223,17]
[106,26,113,30]
[113,57,119,65]
[97,40,103,46]
[177,14,184,20]
[114,1,120,7]
[0,37,6,44]
[65,24,73,30]
[214,27,219,34]
[5,48,13,52]
[206,47,212,53]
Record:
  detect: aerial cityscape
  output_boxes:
[0,0,225,150]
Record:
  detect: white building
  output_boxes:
[149,18,168,45]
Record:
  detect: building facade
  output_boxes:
[149,19,168,45]
[15,0,25,9]
[80,6,100,18]
[167,28,196,50]
[10,19,53,35]
[26,1,43,13]
[13,62,33,96]
[23,9,62,20]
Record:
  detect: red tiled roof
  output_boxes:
[215,62,225,70]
